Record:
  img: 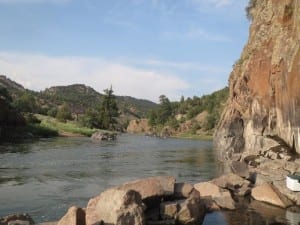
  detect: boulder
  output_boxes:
[176,191,205,225]
[194,182,221,198]
[212,173,249,190]
[273,180,300,204]
[57,206,85,225]
[230,161,250,179]
[251,183,293,208]
[174,183,194,199]
[117,176,175,208]
[86,188,145,225]
[244,155,260,167]
[160,202,178,220]
[213,190,236,210]
[194,182,235,210]
[91,131,116,141]
[0,214,34,225]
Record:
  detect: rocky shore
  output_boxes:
[2,150,300,225]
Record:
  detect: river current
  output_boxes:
[0,134,296,224]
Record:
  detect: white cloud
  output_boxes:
[136,59,228,74]
[0,51,189,102]
[190,0,232,8]
[162,28,231,42]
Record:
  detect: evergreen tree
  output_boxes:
[99,86,119,129]
[13,92,37,113]
[56,103,73,122]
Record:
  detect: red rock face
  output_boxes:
[215,0,300,159]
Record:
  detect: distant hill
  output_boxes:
[0,75,158,124]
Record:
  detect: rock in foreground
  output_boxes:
[251,183,293,208]
[0,214,34,225]
[57,206,85,225]
[86,188,145,225]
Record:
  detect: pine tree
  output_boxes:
[99,86,119,129]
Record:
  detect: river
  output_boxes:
[0,134,295,224]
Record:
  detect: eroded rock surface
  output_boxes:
[215,0,300,159]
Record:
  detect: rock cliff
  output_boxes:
[215,0,300,160]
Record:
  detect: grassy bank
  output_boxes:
[36,114,100,137]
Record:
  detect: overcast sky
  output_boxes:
[0,0,249,102]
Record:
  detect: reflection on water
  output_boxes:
[0,134,298,225]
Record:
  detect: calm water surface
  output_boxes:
[0,134,296,224]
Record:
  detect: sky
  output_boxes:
[0,0,249,102]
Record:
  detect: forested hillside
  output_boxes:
[128,87,229,138]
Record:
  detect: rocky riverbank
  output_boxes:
[2,152,300,225]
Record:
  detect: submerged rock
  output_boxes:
[91,131,117,141]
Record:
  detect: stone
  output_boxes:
[230,161,250,178]
[57,206,85,225]
[86,188,145,225]
[194,182,221,198]
[160,202,178,220]
[0,214,34,225]
[254,173,273,185]
[244,155,260,167]
[213,190,236,210]
[212,173,249,191]
[251,183,293,208]
[194,182,235,210]
[235,183,251,196]
[91,131,116,141]
[174,183,194,199]
[127,119,151,134]
[214,0,300,159]
[176,192,205,225]
[273,180,300,204]
[117,176,175,208]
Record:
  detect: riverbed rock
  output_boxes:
[230,161,250,179]
[251,183,293,208]
[160,202,178,220]
[176,192,205,225]
[194,182,221,198]
[273,180,300,204]
[213,190,236,210]
[57,206,85,225]
[86,188,145,225]
[174,183,194,199]
[91,131,116,141]
[0,214,34,225]
[117,176,175,208]
[212,173,249,190]
[194,182,235,210]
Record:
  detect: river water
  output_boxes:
[0,134,296,224]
